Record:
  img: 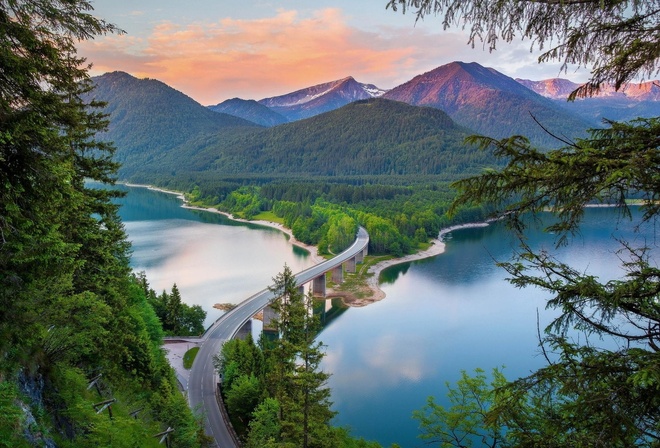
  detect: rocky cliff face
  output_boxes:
[18,370,56,447]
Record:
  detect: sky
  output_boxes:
[79,0,593,106]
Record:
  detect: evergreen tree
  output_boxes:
[181,303,207,336]
[0,3,208,446]
[166,283,183,334]
[266,265,336,448]
[245,398,282,448]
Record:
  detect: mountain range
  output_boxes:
[87,62,659,183]
[211,61,659,133]
[380,62,592,147]
[208,61,658,148]
[517,78,660,123]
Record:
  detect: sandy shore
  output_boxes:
[122,183,489,305]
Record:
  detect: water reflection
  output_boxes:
[321,207,660,447]
[113,185,315,328]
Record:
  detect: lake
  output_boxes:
[115,184,317,328]
[114,184,658,447]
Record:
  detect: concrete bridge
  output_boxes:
[187,226,369,447]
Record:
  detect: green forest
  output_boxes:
[0,2,210,446]
[184,179,490,257]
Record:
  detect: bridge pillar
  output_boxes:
[356,250,364,264]
[331,265,343,283]
[312,274,326,297]
[345,256,356,273]
[236,319,252,340]
[298,285,305,297]
[263,305,277,330]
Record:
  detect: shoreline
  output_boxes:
[123,183,325,264]
[121,182,489,305]
[361,222,490,304]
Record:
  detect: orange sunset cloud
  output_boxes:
[78,8,473,105]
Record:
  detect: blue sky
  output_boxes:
[80,0,592,105]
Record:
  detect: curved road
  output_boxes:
[188,227,369,447]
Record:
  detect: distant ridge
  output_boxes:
[258,76,387,121]
[517,78,660,101]
[517,78,660,122]
[208,98,288,127]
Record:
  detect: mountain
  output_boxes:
[86,71,261,177]
[517,78,660,122]
[383,61,593,148]
[208,98,288,127]
[122,98,499,183]
[516,78,582,100]
[517,78,660,101]
[257,76,387,121]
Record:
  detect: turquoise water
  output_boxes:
[322,207,659,446]
[113,185,658,447]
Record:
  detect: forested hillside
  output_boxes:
[87,71,261,178]
[203,98,484,177]
[90,81,496,181]
[1,4,208,447]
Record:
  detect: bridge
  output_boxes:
[187,226,369,447]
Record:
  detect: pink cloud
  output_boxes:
[78,8,466,104]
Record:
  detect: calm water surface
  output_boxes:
[322,209,659,447]
[115,184,315,327]
[114,186,659,447]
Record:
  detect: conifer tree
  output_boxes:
[166,283,183,334]
[0,2,209,446]
[0,0,120,368]
[265,265,336,448]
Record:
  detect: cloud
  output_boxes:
[78,7,591,104]
[78,8,471,104]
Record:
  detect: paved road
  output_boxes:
[188,227,369,447]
